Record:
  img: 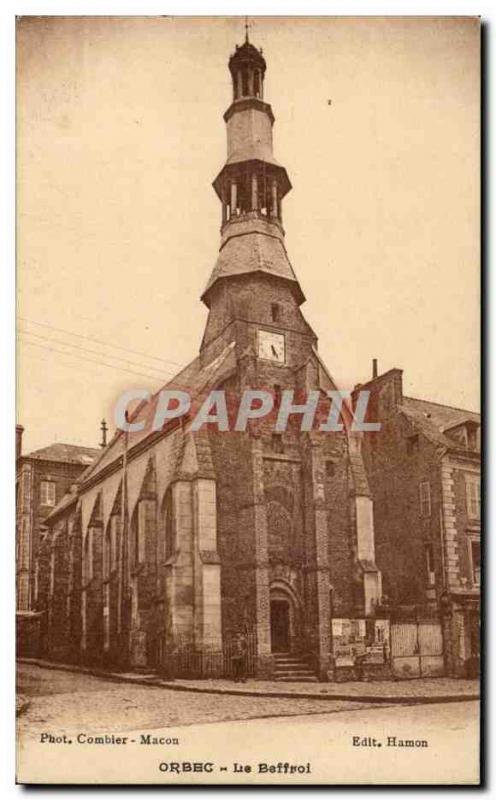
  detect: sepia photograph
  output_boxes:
[15,14,480,785]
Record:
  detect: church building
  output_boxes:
[37,36,382,681]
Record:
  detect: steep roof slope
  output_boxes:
[24,443,99,466]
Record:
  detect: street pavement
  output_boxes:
[17,663,372,739]
[17,665,479,785]
[19,657,479,702]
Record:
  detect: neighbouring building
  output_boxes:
[15,425,99,611]
[34,35,384,681]
[352,364,481,677]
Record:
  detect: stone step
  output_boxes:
[273,655,310,663]
[274,653,317,683]
[273,652,317,681]
[274,667,310,672]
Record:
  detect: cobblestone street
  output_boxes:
[17,664,372,739]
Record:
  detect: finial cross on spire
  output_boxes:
[244,15,250,43]
[100,418,108,448]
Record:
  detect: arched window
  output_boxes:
[131,507,143,567]
[83,529,93,583]
[109,513,119,572]
[254,70,260,98]
[163,488,175,560]
[103,526,111,580]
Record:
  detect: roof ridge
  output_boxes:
[29,442,99,450]
[403,395,480,416]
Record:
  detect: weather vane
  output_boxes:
[244,15,250,43]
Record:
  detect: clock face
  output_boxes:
[258,330,285,363]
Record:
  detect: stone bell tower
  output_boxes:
[197,34,382,681]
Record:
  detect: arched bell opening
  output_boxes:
[231,64,265,102]
[221,172,282,226]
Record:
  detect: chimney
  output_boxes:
[16,425,24,460]
[372,358,378,379]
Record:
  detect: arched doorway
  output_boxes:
[269,582,300,654]
[270,598,290,652]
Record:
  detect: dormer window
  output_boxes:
[443,419,480,452]
[467,423,481,452]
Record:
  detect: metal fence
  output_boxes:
[166,629,257,679]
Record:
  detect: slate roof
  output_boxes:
[400,396,480,450]
[225,148,284,170]
[80,342,237,485]
[202,231,304,304]
[24,443,100,466]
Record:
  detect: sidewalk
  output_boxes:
[18,657,479,705]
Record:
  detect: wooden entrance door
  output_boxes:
[270,599,290,652]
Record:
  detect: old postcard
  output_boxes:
[16,15,480,785]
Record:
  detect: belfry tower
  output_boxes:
[199,35,382,680]
[200,35,311,370]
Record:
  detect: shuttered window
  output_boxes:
[466,475,481,519]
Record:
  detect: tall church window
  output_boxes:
[49,550,56,596]
[103,527,111,581]
[40,480,56,507]
[108,514,119,572]
[34,560,39,603]
[67,539,74,593]
[419,481,431,518]
[163,488,175,560]
[83,529,93,582]
[135,503,146,566]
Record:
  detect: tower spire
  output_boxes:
[201,37,304,310]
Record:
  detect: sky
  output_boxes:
[17,16,480,454]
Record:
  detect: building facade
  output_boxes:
[15,425,99,611]
[353,366,481,677]
[35,37,383,681]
